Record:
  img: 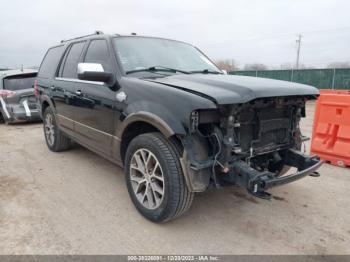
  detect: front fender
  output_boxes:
[118,77,218,138]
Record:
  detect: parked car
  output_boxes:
[37,32,322,223]
[0,69,40,124]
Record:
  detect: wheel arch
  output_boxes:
[40,96,56,116]
[118,112,186,163]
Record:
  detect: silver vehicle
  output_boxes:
[0,69,40,124]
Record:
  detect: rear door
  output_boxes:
[37,45,65,120]
[72,39,116,156]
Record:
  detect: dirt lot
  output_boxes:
[0,102,350,255]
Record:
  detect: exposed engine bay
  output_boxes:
[181,96,323,198]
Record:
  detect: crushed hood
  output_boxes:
[145,74,319,104]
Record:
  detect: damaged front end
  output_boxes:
[180,96,322,199]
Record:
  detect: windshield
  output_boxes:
[113,37,220,74]
[3,75,36,91]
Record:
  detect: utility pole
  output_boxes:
[295,34,302,69]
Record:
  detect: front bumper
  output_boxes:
[222,149,323,199]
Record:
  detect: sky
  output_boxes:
[0,0,349,69]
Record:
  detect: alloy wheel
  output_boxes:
[44,113,55,146]
[129,148,165,209]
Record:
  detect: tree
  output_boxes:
[327,62,350,69]
[215,59,237,72]
[279,63,293,70]
[244,63,268,71]
[298,64,315,69]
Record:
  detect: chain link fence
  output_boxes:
[230,68,350,89]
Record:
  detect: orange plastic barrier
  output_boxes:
[311,91,350,167]
[320,89,350,95]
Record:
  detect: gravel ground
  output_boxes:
[0,102,349,255]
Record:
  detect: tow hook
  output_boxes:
[309,171,321,177]
[250,191,272,200]
[247,172,274,200]
[248,182,272,200]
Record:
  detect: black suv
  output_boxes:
[37,32,322,223]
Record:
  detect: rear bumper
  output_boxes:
[2,104,41,123]
[9,112,41,123]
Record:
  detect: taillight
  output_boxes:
[0,90,16,98]
[34,79,39,97]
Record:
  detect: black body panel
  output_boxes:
[146,74,319,104]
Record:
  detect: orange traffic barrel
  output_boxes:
[311,90,350,167]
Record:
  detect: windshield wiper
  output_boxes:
[126,66,190,75]
[189,69,223,74]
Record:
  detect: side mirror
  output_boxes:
[77,63,112,83]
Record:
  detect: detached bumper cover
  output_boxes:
[225,149,323,199]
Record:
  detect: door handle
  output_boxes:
[75,90,82,96]
[50,86,55,91]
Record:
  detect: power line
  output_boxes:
[202,26,350,47]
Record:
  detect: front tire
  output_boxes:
[271,136,303,176]
[125,132,194,223]
[43,107,71,152]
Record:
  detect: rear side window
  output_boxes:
[38,46,64,78]
[61,42,85,78]
[84,40,112,72]
[3,74,37,91]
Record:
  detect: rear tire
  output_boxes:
[43,107,71,152]
[0,112,6,124]
[125,132,194,223]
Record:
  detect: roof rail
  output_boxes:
[60,31,104,43]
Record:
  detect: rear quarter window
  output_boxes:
[38,45,65,78]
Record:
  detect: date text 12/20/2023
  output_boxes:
[127,255,220,261]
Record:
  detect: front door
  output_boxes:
[72,39,116,157]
